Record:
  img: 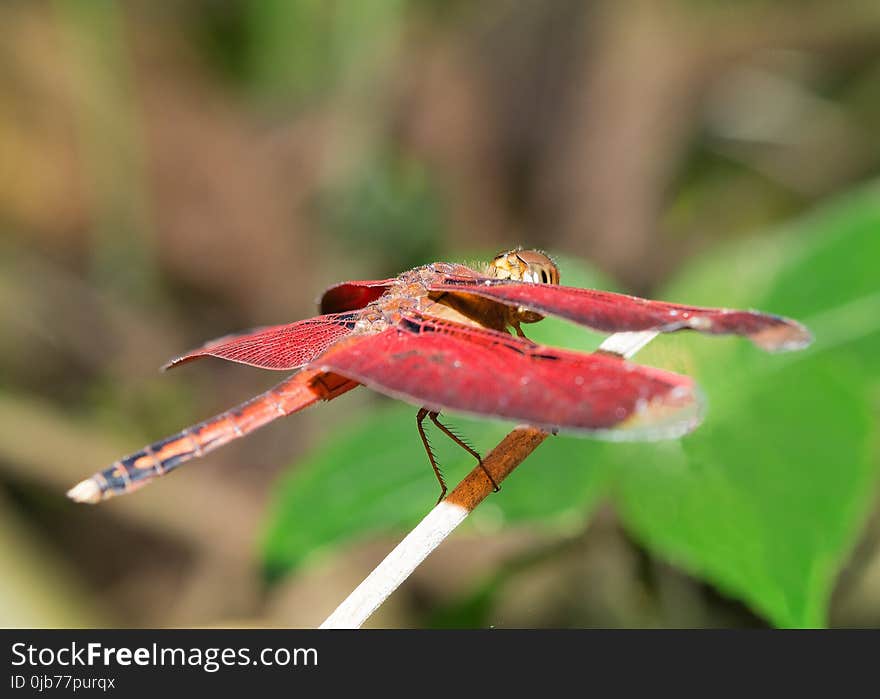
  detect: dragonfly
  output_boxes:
[67,249,811,505]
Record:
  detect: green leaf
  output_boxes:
[610,356,873,627]
[262,401,452,580]
[610,183,880,627]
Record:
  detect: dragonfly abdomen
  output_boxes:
[67,370,358,503]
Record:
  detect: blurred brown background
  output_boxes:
[2,0,880,628]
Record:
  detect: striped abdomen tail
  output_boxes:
[67,370,358,503]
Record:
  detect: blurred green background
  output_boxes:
[1,0,879,628]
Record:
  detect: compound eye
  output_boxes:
[512,250,559,284]
[512,252,558,285]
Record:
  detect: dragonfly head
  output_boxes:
[490,249,560,285]
[490,249,559,328]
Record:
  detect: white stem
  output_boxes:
[597,330,659,359]
[319,331,655,629]
[320,501,469,628]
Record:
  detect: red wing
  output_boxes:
[162,312,359,371]
[313,313,703,439]
[320,279,394,314]
[428,275,812,352]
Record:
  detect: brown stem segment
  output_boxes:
[445,427,549,511]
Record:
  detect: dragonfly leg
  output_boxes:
[417,408,447,503]
[428,411,500,494]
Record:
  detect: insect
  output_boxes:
[67,249,811,505]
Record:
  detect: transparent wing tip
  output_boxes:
[604,382,706,442]
[750,318,813,353]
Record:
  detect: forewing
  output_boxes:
[320,279,394,314]
[429,275,811,352]
[163,312,358,371]
[313,314,703,439]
